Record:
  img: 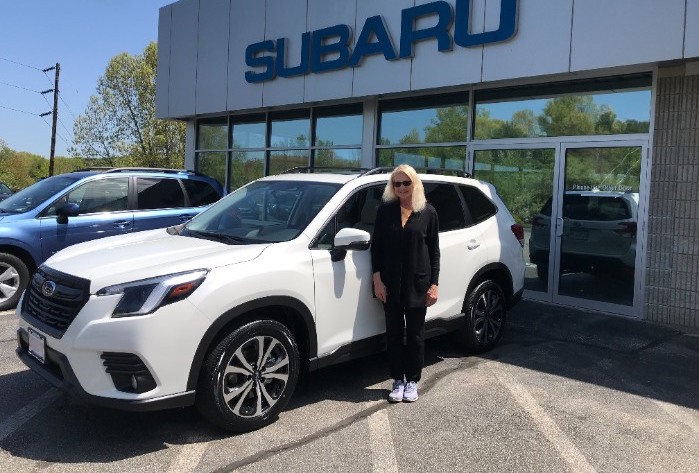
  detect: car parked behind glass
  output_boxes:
[0,168,224,310]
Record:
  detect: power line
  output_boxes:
[0,81,43,94]
[39,115,71,150]
[0,104,44,116]
[0,57,43,71]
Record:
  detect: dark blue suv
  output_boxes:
[0,168,224,310]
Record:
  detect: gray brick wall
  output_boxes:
[646,73,699,328]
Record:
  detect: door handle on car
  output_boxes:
[467,240,480,250]
[556,217,564,237]
[113,220,132,229]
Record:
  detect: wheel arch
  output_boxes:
[186,296,317,391]
[465,262,514,309]
[0,244,38,275]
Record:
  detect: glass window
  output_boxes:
[197,119,228,149]
[136,178,185,210]
[379,104,468,145]
[232,121,266,149]
[314,148,362,168]
[270,116,310,148]
[315,114,362,146]
[183,180,221,207]
[197,152,227,191]
[475,89,651,139]
[459,186,497,225]
[230,151,265,190]
[269,150,309,175]
[424,183,466,232]
[46,177,129,215]
[378,146,466,170]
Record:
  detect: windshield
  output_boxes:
[0,183,10,194]
[184,180,340,243]
[0,175,82,214]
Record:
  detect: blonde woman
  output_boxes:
[371,164,440,403]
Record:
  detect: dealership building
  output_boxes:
[156,0,699,329]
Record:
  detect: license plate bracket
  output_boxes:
[28,328,46,364]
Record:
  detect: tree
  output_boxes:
[71,42,185,168]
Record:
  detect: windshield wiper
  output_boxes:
[183,229,251,245]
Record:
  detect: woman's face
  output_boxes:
[392,171,413,201]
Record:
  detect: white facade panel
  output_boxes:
[228,0,265,111]
[352,0,413,98]
[482,0,573,82]
[262,0,307,107]
[196,0,230,115]
[304,0,356,103]
[410,0,483,91]
[168,0,198,118]
[686,0,699,59]
[155,5,172,118]
[570,0,685,72]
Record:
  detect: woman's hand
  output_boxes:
[373,272,387,303]
[426,284,438,307]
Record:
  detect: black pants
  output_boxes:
[383,303,426,383]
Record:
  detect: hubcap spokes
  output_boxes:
[222,335,290,418]
[473,289,504,343]
[0,264,19,302]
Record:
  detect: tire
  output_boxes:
[196,320,300,432]
[0,253,29,311]
[456,280,507,353]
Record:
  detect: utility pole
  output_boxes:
[41,63,60,176]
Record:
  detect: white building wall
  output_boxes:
[196,0,230,115]
[227,0,265,111]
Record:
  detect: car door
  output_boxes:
[132,177,197,231]
[310,185,386,356]
[39,177,133,260]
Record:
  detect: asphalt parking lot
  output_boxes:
[0,300,698,472]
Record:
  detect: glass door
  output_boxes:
[552,142,647,315]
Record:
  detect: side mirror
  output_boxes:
[56,202,80,224]
[331,228,371,262]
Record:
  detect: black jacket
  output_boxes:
[371,200,440,308]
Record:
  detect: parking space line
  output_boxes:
[491,365,597,473]
[166,437,208,473]
[0,388,61,443]
[367,406,399,473]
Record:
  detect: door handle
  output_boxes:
[467,240,480,250]
[556,217,563,237]
[113,220,132,229]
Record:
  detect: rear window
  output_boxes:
[183,179,220,206]
[562,195,631,221]
[459,185,497,225]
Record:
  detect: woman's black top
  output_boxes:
[371,200,440,308]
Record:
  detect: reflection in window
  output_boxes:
[197,120,228,149]
[315,148,361,168]
[269,150,309,175]
[271,117,310,148]
[315,114,362,146]
[379,105,468,145]
[475,90,651,139]
[230,151,265,190]
[197,152,227,191]
[378,146,466,170]
[232,121,266,149]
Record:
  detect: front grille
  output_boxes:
[101,352,157,393]
[21,267,91,339]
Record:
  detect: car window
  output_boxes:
[1,174,81,214]
[182,179,220,206]
[45,178,129,216]
[0,183,10,193]
[425,183,467,232]
[563,195,631,221]
[459,185,497,225]
[313,185,384,249]
[136,177,185,210]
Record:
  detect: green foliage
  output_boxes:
[0,140,84,190]
[71,42,185,168]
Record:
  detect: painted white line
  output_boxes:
[166,439,209,473]
[491,365,597,473]
[367,406,399,473]
[0,388,61,442]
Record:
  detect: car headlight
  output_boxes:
[96,269,208,317]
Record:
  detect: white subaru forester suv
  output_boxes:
[17,168,525,432]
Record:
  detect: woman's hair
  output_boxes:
[382,164,427,212]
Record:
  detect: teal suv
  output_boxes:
[0,168,223,310]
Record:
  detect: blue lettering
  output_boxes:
[276,32,311,78]
[349,16,398,67]
[399,1,453,58]
[454,0,517,48]
[311,24,352,73]
[245,40,276,83]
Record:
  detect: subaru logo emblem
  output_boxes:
[41,281,57,297]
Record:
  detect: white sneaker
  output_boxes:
[388,379,405,402]
[403,381,418,402]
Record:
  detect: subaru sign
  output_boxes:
[245,0,518,83]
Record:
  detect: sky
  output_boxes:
[0,0,174,159]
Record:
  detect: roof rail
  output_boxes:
[361,166,471,178]
[281,166,370,174]
[102,167,201,175]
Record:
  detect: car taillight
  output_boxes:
[614,222,637,237]
[511,223,525,247]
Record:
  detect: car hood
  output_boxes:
[44,228,269,291]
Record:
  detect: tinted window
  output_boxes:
[46,177,129,215]
[136,178,185,210]
[424,183,466,232]
[459,186,497,224]
[563,195,632,221]
[183,179,220,206]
